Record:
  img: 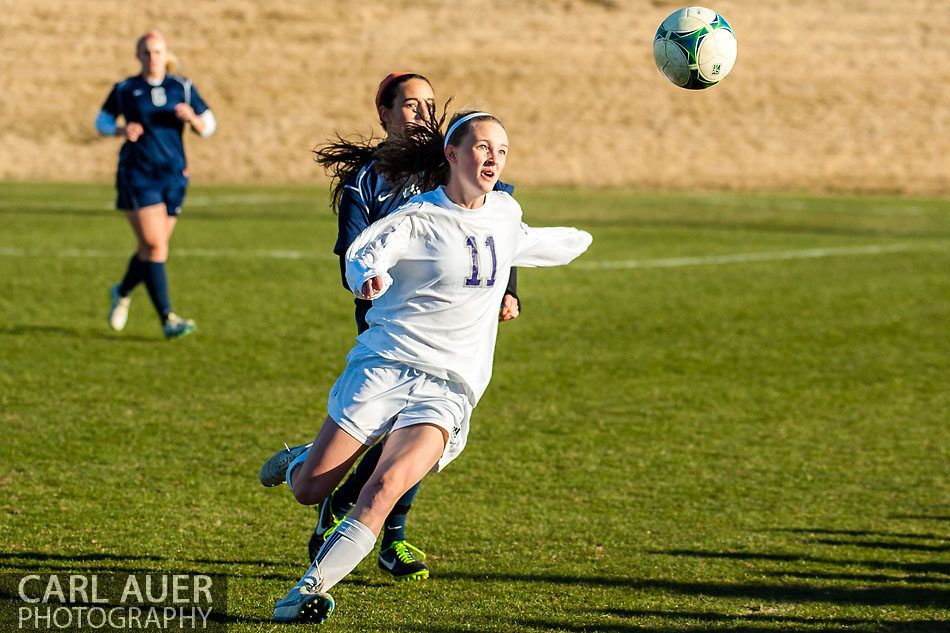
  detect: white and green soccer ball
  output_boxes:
[653,7,737,90]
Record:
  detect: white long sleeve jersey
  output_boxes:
[345,186,592,406]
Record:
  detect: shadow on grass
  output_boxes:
[651,549,950,578]
[770,528,950,541]
[0,551,399,586]
[0,325,155,343]
[638,524,950,617]
[0,552,166,565]
[0,551,296,575]
[0,589,276,629]
[889,514,950,522]
[437,520,950,617]
[413,612,950,633]
[762,570,944,585]
[585,609,947,633]
[438,570,949,609]
[809,538,950,553]
[6,552,946,631]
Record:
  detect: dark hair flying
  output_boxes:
[313,101,503,214]
[374,105,503,195]
[312,133,383,214]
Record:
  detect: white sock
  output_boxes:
[286,449,310,488]
[295,518,377,593]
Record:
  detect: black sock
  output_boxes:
[382,481,421,550]
[142,261,172,320]
[118,254,144,297]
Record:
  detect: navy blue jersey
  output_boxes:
[101,74,209,181]
[334,161,514,258]
[334,160,516,333]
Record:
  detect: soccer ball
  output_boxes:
[653,7,737,90]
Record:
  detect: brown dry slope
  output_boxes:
[1,0,948,194]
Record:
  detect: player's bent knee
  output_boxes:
[292,484,316,506]
[292,480,324,506]
[138,243,167,262]
[291,474,335,507]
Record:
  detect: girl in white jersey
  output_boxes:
[271,110,592,625]
[263,74,522,581]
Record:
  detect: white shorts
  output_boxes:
[327,343,472,472]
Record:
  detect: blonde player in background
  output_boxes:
[96,31,216,339]
[267,110,592,624]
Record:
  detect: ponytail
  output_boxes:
[373,103,450,195]
[312,134,383,214]
[374,105,503,195]
[316,101,504,214]
[373,99,496,194]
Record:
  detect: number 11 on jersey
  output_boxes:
[464,235,497,287]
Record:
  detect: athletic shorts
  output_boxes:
[327,343,472,472]
[116,169,188,216]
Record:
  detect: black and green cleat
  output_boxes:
[378,540,429,581]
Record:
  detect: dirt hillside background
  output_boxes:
[1,0,948,194]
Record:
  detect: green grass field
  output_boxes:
[1,181,948,632]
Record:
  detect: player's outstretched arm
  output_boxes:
[513,225,593,268]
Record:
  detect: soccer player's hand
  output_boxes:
[361,276,385,300]
[499,293,520,322]
[123,122,144,142]
[174,103,197,123]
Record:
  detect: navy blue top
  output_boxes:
[101,74,209,182]
[334,161,517,333]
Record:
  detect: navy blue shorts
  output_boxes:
[116,170,188,216]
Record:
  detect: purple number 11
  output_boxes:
[464,235,497,287]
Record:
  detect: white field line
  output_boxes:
[1,242,945,268]
[571,243,945,270]
[0,194,309,210]
[0,247,332,260]
[185,194,312,206]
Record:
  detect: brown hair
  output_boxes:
[376,73,430,109]
[374,107,501,193]
[312,133,383,214]
[313,73,438,213]
[376,73,432,132]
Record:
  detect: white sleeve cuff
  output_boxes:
[198,110,216,137]
[350,271,392,300]
[95,110,117,136]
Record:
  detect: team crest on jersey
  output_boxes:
[150,87,167,107]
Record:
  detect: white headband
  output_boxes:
[443,112,493,150]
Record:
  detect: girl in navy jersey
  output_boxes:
[97,31,216,339]
[261,74,520,582]
[268,110,591,625]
